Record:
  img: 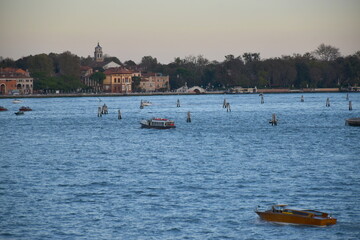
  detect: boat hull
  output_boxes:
[140,123,175,129]
[256,212,336,226]
[346,118,360,126]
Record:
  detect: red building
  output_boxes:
[0,68,33,95]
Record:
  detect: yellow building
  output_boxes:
[140,73,170,92]
[103,68,134,93]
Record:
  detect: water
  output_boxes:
[0,93,359,239]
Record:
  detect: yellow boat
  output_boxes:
[255,205,336,226]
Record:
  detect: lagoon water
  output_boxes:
[0,93,360,239]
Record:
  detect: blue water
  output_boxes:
[1,93,360,239]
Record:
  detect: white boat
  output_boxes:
[12,99,21,103]
[142,100,152,106]
[140,118,176,129]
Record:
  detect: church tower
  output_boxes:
[94,42,104,62]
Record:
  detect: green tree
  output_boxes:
[124,60,137,69]
[314,43,340,61]
[27,54,54,77]
[57,51,80,78]
[140,56,159,72]
[0,58,16,68]
[90,72,106,84]
[131,76,142,92]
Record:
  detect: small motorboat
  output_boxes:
[140,118,176,129]
[19,106,32,111]
[346,118,360,126]
[142,100,152,106]
[255,204,336,226]
[0,106,8,111]
[15,111,24,115]
[12,99,22,104]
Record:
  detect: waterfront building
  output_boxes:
[80,66,102,92]
[0,68,33,95]
[139,73,170,92]
[103,67,135,93]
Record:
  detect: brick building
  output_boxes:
[0,68,33,95]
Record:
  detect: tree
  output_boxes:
[57,51,80,78]
[313,43,340,61]
[90,72,106,84]
[0,58,16,68]
[140,56,158,72]
[27,54,54,77]
[243,53,260,64]
[131,76,142,92]
[80,55,94,66]
[124,60,137,70]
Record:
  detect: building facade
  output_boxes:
[80,66,102,92]
[103,67,134,93]
[140,73,170,92]
[0,68,33,95]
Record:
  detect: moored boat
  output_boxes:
[142,100,152,106]
[140,118,176,129]
[0,106,8,111]
[19,106,32,111]
[345,118,360,126]
[255,205,336,226]
[12,99,22,104]
[15,111,24,115]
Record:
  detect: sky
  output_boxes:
[1,0,359,64]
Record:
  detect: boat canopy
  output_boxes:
[273,204,288,207]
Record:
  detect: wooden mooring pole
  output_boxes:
[177,99,181,107]
[269,113,277,126]
[187,111,191,122]
[326,98,330,107]
[349,101,353,111]
[226,102,231,112]
[301,95,304,102]
[98,106,102,117]
[223,99,227,108]
[118,109,122,119]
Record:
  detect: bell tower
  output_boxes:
[94,42,104,62]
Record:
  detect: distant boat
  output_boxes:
[255,204,336,226]
[12,99,21,104]
[345,118,360,126]
[142,100,152,106]
[19,106,32,111]
[140,118,176,129]
[15,111,24,115]
[0,106,8,111]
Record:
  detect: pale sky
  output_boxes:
[1,0,359,63]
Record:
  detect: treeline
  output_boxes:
[1,44,359,91]
[0,51,83,91]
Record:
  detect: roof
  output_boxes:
[89,60,121,69]
[0,68,32,78]
[80,66,92,71]
[104,67,133,75]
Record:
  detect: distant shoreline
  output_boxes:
[0,88,355,99]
